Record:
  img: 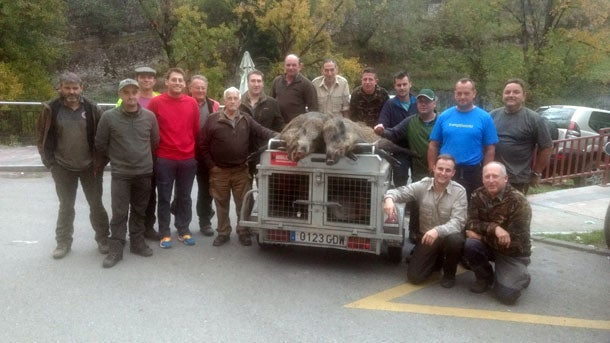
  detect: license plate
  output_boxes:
[290,231,346,247]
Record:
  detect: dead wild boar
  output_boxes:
[279,112,332,161]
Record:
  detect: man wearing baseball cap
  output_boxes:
[95,79,160,268]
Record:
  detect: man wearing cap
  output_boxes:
[95,79,160,268]
[490,78,552,194]
[375,88,439,243]
[148,68,200,249]
[36,72,110,259]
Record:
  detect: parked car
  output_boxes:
[537,105,610,139]
[537,105,610,186]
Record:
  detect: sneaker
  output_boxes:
[213,235,230,246]
[440,276,456,289]
[469,278,492,293]
[200,225,215,237]
[159,237,172,249]
[178,234,196,246]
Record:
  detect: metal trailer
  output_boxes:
[239,139,406,262]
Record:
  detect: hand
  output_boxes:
[465,230,482,240]
[383,198,397,222]
[421,229,438,246]
[494,226,511,248]
[373,124,384,135]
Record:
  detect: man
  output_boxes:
[464,162,532,305]
[378,71,418,128]
[311,59,350,116]
[270,54,318,123]
[36,72,110,259]
[95,79,159,268]
[189,75,219,237]
[349,67,389,128]
[147,68,200,248]
[374,71,418,186]
[198,87,277,247]
[375,89,439,241]
[376,89,438,182]
[427,78,498,200]
[491,78,552,194]
[239,70,284,178]
[116,66,160,108]
[383,154,467,288]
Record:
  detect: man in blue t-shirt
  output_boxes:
[428,78,498,200]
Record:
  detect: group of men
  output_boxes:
[37,54,551,304]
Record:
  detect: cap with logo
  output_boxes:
[416,89,436,101]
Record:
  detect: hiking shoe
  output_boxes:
[200,225,215,237]
[469,278,492,293]
[52,245,71,259]
[440,276,456,289]
[178,234,196,246]
[213,235,230,246]
[103,240,124,268]
[238,234,252,246]
[159,237,172,249]
[97,241,110,255]
[143,228,160,241]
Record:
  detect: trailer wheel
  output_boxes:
[386,245,403,264]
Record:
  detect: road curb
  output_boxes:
[531,235,610,256]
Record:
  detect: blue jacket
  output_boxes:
[378,94,418,128]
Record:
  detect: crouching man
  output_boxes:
[95,79,160,268]
[464,161,532,304]
[383,154,467,288]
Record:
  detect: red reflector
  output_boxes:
[347,237,371,250]
[270,151,297,166]
[267,229,290,242]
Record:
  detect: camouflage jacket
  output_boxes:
[466,184,532,257]
[348,85,389,127]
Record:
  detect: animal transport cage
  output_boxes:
[240,139,406,261]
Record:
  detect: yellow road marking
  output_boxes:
[345,277,610,330]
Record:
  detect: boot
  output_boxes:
[130,237,153,257]
[103,240,124,268]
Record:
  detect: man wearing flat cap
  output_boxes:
[95,79,160,268]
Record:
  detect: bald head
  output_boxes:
[482,162,508,197]
[284,54,301,79]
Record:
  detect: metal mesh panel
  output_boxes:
[326,176,371,225]
[267,173,309,220]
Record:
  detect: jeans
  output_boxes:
[109,173,151,243]
[209,164,251,237]
[454,164,482,201]
[50,164,109,246]
[155,157,196,237]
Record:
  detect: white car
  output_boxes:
[537,105,610,139]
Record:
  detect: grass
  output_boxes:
[533,230,607,249]
[527,180,575,195]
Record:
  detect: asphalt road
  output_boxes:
[1,171,609,342]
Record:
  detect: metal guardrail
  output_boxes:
[540,128,610,186]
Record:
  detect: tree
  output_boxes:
[236,0,356,76]
[0,0,67,100]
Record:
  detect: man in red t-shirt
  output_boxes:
[147,68,200,248]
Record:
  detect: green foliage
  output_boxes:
[0,0,66,100]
